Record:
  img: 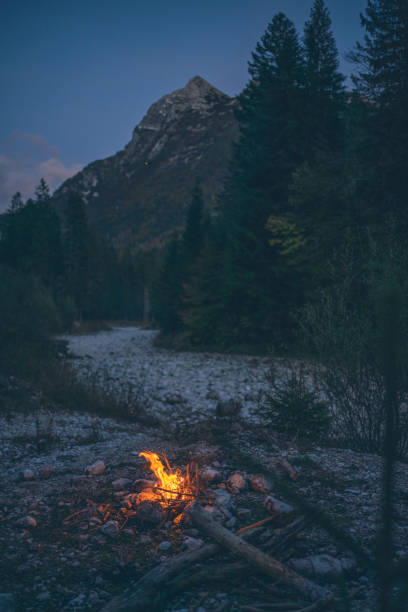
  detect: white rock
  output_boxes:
[200,468,221,484]
[112,478,131,490]
[40,465,54,479]
[86,460,106,476]
[214,489,232,507]
[264,495,294,517]
[289,555,355,581]
[182,536,203,550]
[100,520,119,537]
[158,541,172,551]
[20,516,37,528]
[228,473,246,491]
[249,474,272,493]
[22,469,35,481]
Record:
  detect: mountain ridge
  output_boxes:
[53,76,238,250]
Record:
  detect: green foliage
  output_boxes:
[261,363,330,441]
[350,0,408,225]
[0,265,61,369]
[303,0,345,156]
[298,231,408,457]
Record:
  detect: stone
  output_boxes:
[264,495,294,520]
[214,489,232,507]
[200,468,221,484]
[206,389,220,400]
[20,516,37,528]
[158,541,172,551]
[112,478,132,490]
[68,594,86,606]
[237,508,251,519]
[86,460,106,476]
[100,520,119,538]
[215,399,242,418]
[134,478,157,492]
[0,593,15,612]
[36,592,50,602]
[225,516,237,529]
[135,501,164,525]
[249,474,272,494]
[39,465,53,479]
[202,505,224,523]
[139,534,151,544]
[182,536,203,550]
[228,473,246,492]
[22,469,35,481]
[289,555,355,582]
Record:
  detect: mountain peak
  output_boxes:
[182,75,225,98]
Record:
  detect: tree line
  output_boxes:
[0,180,147,333]
[152,0,408,351]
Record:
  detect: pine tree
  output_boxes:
[64,194,90,319]
[35,178,51,202]
[9,192,24,212]
[181,183,205,264]
[152,237,184,333]
[350,0,408,223]
[303,0,345,156]
[218,13,306,346]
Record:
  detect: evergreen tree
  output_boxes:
[35,178,51,202]
[64,194,90,318]
[350,0,408,224]
[152,237,184,333]
[181,183,205,263]
[1,182,63,293]
[218,13,306,346]
[303,0,345,156]
[9,192,24,212]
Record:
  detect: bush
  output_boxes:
[0,266,60,345]
[297,232,408,457]
[261,363,331,441]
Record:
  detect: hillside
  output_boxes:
[53,76,238,250]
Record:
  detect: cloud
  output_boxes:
[0,131,82,212]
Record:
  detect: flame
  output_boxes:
[137,451,193,506]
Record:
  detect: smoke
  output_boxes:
[0,131,82,212]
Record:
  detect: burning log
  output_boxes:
[187,502,330,602]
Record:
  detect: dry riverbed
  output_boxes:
[0,326,407,611]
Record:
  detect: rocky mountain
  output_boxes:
[53,76,239,250]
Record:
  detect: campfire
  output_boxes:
[57,446,369,612]
[134,451,197,520]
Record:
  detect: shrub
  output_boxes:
[261,363,330,441]
[297,232,408,457]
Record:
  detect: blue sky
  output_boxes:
[0,0,367,210]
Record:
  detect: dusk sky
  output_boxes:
[0,0,367,211]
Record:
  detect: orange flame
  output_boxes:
[137,451,193,506]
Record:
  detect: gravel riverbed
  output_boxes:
[64,326,272,423]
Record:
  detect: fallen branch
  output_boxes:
[187,502,329,602]
[236,516,277,535]
[101,542,219,611]
[234,448,374,571]
[167,561,247,598]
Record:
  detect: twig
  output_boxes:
[236,516,277,535]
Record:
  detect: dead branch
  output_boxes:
[187,502,329,602]
[234,448,374,571]
[236,516,277,535]
[101,542,219,611]
[167,561,247,598]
